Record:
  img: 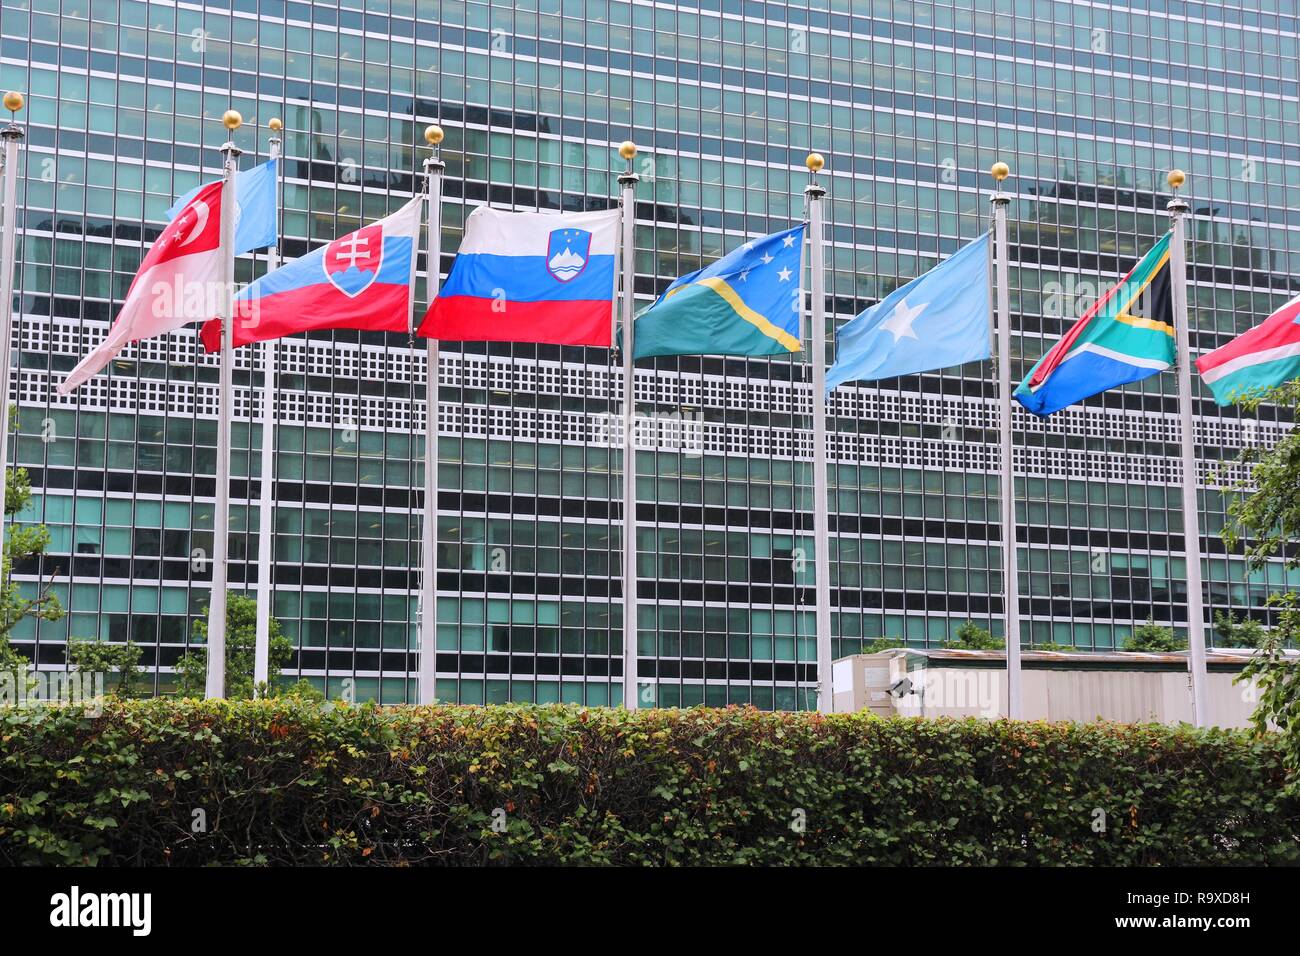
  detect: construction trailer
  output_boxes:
[830,647,1289,727]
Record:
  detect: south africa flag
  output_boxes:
[1015,233,1176,417]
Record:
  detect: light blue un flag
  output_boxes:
[826,233,992,391]
[167,158,279,255]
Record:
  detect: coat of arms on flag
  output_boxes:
[546,228,592,283]
[324,224,385,297]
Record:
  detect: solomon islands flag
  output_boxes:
[632,224,805,359]
[419,206,619,346]
[200,195,421,351]
[1014,233,1175,416]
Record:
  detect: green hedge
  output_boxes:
[1,699,1297,865]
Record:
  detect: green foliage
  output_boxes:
[1122,617,1187,652]
[0,700,1295,866]
[175,591,292,699]
[1031,642,1080,652]
[66,638,143,698]
[1214,611,1269,649]
[946,620,1004,650]
[1,466,65,676]
[280,678,326,703]
[1221,382,1300,792]
[862,638,904,653]
[1238,593,1300,794]
[1222,380,1300,571]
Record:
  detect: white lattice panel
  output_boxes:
[16,314,1281,488]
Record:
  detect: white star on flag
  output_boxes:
[783,234,795,247]
[880,297,927,341]
[777,267,792,282]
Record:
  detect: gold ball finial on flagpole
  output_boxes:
[2,91,22,114]
[619,141,637,160]
[268,117,283,132]
[1167,168,1186,191]
[425,124,444,146]
[222,109,243,131]
[805,152,825,173]
[990,161,1010,182]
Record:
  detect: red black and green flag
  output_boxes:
[1196,292,1300,404]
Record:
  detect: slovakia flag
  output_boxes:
[61,181,227,393]
[201,196,422,351]
[419,206,619,346]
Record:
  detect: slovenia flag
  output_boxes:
[419,206,620,347]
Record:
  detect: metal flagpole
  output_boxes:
[618,140,640,710]
[804,152,834,714]
[989,160,1023,719]
[1166,168,1209,727]
[205,109,243,700]
[0,92,25,540]
[418,124,445,706]
[253,117,283,690]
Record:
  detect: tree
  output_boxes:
[66,637,143,697]
[1122,617,1186,652]
[945,620,1004,650]
[1238,593,1300,791]
[1213,610,1268,649]
[0,465,66,677]
[862,638,904,653]
[1222,380,1300,791]
[175,590,293,699]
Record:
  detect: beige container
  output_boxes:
[831,647,1283,728]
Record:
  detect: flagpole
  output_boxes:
[618,140,640,710]
[0,92,25,543]
[253,117,283,691]
[418,124,445,706]
[805,152,833,714]
[989,161,1023,719]
[205,109,242,700]
[1166,168,1209,727]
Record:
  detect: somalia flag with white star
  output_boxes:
[633,225,805,359]
[827,234,992,390]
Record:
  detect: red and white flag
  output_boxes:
[60,180,228,393]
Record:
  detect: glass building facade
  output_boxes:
[0,0,1297,707]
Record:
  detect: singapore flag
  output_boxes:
[61,180,228,393]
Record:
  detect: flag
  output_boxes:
[826,233,991,390]
[419,206,618,346]
[1196,292,1300,404]
[1014,233,1174,416]
[633,225,804,359]
[60,181,227,393]
[200,196,421,351]
[167,158,278,255]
